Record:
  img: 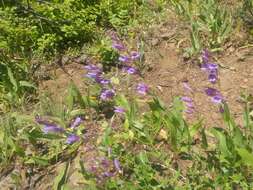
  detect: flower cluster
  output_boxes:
[35,116,83,144]
[111,33,140,75]
[84,64,115,101]
[201,50,224,105]
[201,49,219,84]
[86,154,122,183]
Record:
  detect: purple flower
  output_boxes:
[113,159,121,172]
[205,87,224,104]
[102,172,114,178]
[35,116,54,126]
[66,134,80,144]
[136,83,149,95]
[185,102,194,108]
[205,87,220,97]
[84,64,101,72]
[181,96,193,103]
[130,51,140,60]
[100,89,115,100]
[185,108,194,114]
[114,106,125,114]
[70,117,82,129]
[86,72,101,79]
[211,95,223,104]
[201,63,218,71]
[43,124,64,134]
[208,73,218,83]
[95,76,110,85]
[119,55,130,63]
[100,158,110,168]
[112,42,125,51]
[122,66,138,74]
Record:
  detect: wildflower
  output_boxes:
[211,95,223,104]
[205,87,219,96]
[112,42,125,51]
[101,157,110,168]
[181,96,193,103]
[84,64,101,72]
[43,124,64,134]
[100,89,116,100]
[114,106,125,114]
[102,171,114,178]
[185,108,194,114]
[119,55,130,63]
[122,66,138,74]
[208,72,218,83]
[113,158,122,172]
[66,134,80,144]
[95,77,110,85]
[86,72,101,79]
[136,83,149,95]
[201,63,218,71]
[205,87,224,104]
[181,96,195,114]
[130,51,140,60]
[35,116,53,126]
[70,117,82,129]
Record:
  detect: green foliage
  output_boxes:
[171,0,232,56]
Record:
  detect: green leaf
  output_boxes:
[237,148,253,167]
[211,128,231,158]
[7,67,18,92]
[53,162,70,190]
[19,81,36,89]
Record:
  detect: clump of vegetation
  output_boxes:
[2,0,253,189]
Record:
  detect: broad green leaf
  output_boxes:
[19,81,36,89]
[7,67,18,92]
[237,148,253,167]
[211,128,231,158]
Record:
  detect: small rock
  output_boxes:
[151,38,159,46]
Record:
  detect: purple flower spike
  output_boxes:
[122,66,138,74]
[70,117,82,129]
[181,96,193,103]
[130,51,141,60]
[136,83,149,95]
[100,89,116,101]
[43,125,64,134]
[113,159,121,172]
[114,106,125,114]
[66,134,80,144]
[112,42,125,51]
[119,55,130,63]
